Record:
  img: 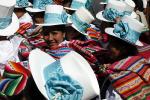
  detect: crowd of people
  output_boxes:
[0,0,149,100]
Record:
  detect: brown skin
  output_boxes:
[43,26,66,49]
[29,12,44,24]
[14,8,26,19]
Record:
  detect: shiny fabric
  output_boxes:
[16,0,29,7]
[33,0,53,10]
[113,21,141,44]
[70,13,90,33]
[103,8,124,21]
[0,16,12,29]
[44,60,83,100]
[71,0,87,9]
[44,11,68,24]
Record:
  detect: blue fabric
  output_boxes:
[33,0,53,10]
[85,0,92,9]
[0,16,12,29]
[71,0,87,9]
[44,11,68,24]
[71,13,90,33]
[16,0,28,7]
[103,8,125,21]
[113,21,141,43]
[43,60,83,100]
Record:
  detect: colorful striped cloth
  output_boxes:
[138,43,150,60]
[107,56,150,100]
[44,46,73,59]
[0,61,30,96]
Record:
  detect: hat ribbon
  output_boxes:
[113,21,141,43]
[33,0,53,10]
[70,13,91,34]
[44,60,83,100]
[0,16,12,29]
[16,0,29,7]
[44,11,68,24]
[103,8,125,21]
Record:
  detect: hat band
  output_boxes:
[44,60,83,100]
[103,8,125,21]
[0,16,12,29]
[44,12,68,24]
[113,21,141,44]
[33,0,53,10]
[71,0,87,9]
[16,0,29,7]
[71,13,90,34]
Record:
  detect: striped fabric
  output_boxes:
[0,61,30,96]
[45,46,73,59]
[107,56,150,100]
[138,43,150,60]
[86,28,108,42]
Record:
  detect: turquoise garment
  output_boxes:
[44,60,83,100]
[113,21,141,43]
[44,11,68,24]
[0,16,12,29]
[16,0,28,7]
[70,13,90,33]
[71,0,87,9]
[103,8,125,21]
[33,0,53,10]
[85,0,92,9]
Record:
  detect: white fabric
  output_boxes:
[0,36,23,64]
[142,0,148,8]
[19,12,33,24]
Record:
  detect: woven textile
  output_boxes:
[107,56,150,100]
[0,61,30,96]
[45,46,73,59]
[138,43,150,59]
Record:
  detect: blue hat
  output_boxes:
[0,0,19,36]
[15,0,32,8]
[64,0,91,11]
[29,49,100,100]
[37,5,70,26]
[26,0,53,12]
[105,15,144,46]
[96,0,137,22]
[68,7,94,35]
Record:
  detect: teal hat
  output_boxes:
[37,5,70,26]
[26,0,53,13]
[68,7,94,35]
[64,0,91,11]
[29,49,100,100]
[15,0,32,8]
[105,15,144,46]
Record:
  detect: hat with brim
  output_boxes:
[36,5,71,26]
[105,28,143,46]
[67,7,94,35]
[29,49,56,99]
[25,7,44,13]
[0,13,19,36]
[64,7,77,11]
[29,49,100,99]
[15,2,32,8]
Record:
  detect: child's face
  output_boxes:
[14,8,26,18]
[43,26,65,49]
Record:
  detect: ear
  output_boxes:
[63,32,66,38]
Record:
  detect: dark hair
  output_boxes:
[132,0,144,11]
[108,36,138,62]
[42,25,66,36]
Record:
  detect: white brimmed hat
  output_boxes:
[0,0,19,36]
[29,49,100,100]
[26,0,53,13]
[68,7,95,35]
[37,5,70,26]
[96,0,136,22]
[15,0,32,8]
[105,15,144,46]
[64,0,90,11]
